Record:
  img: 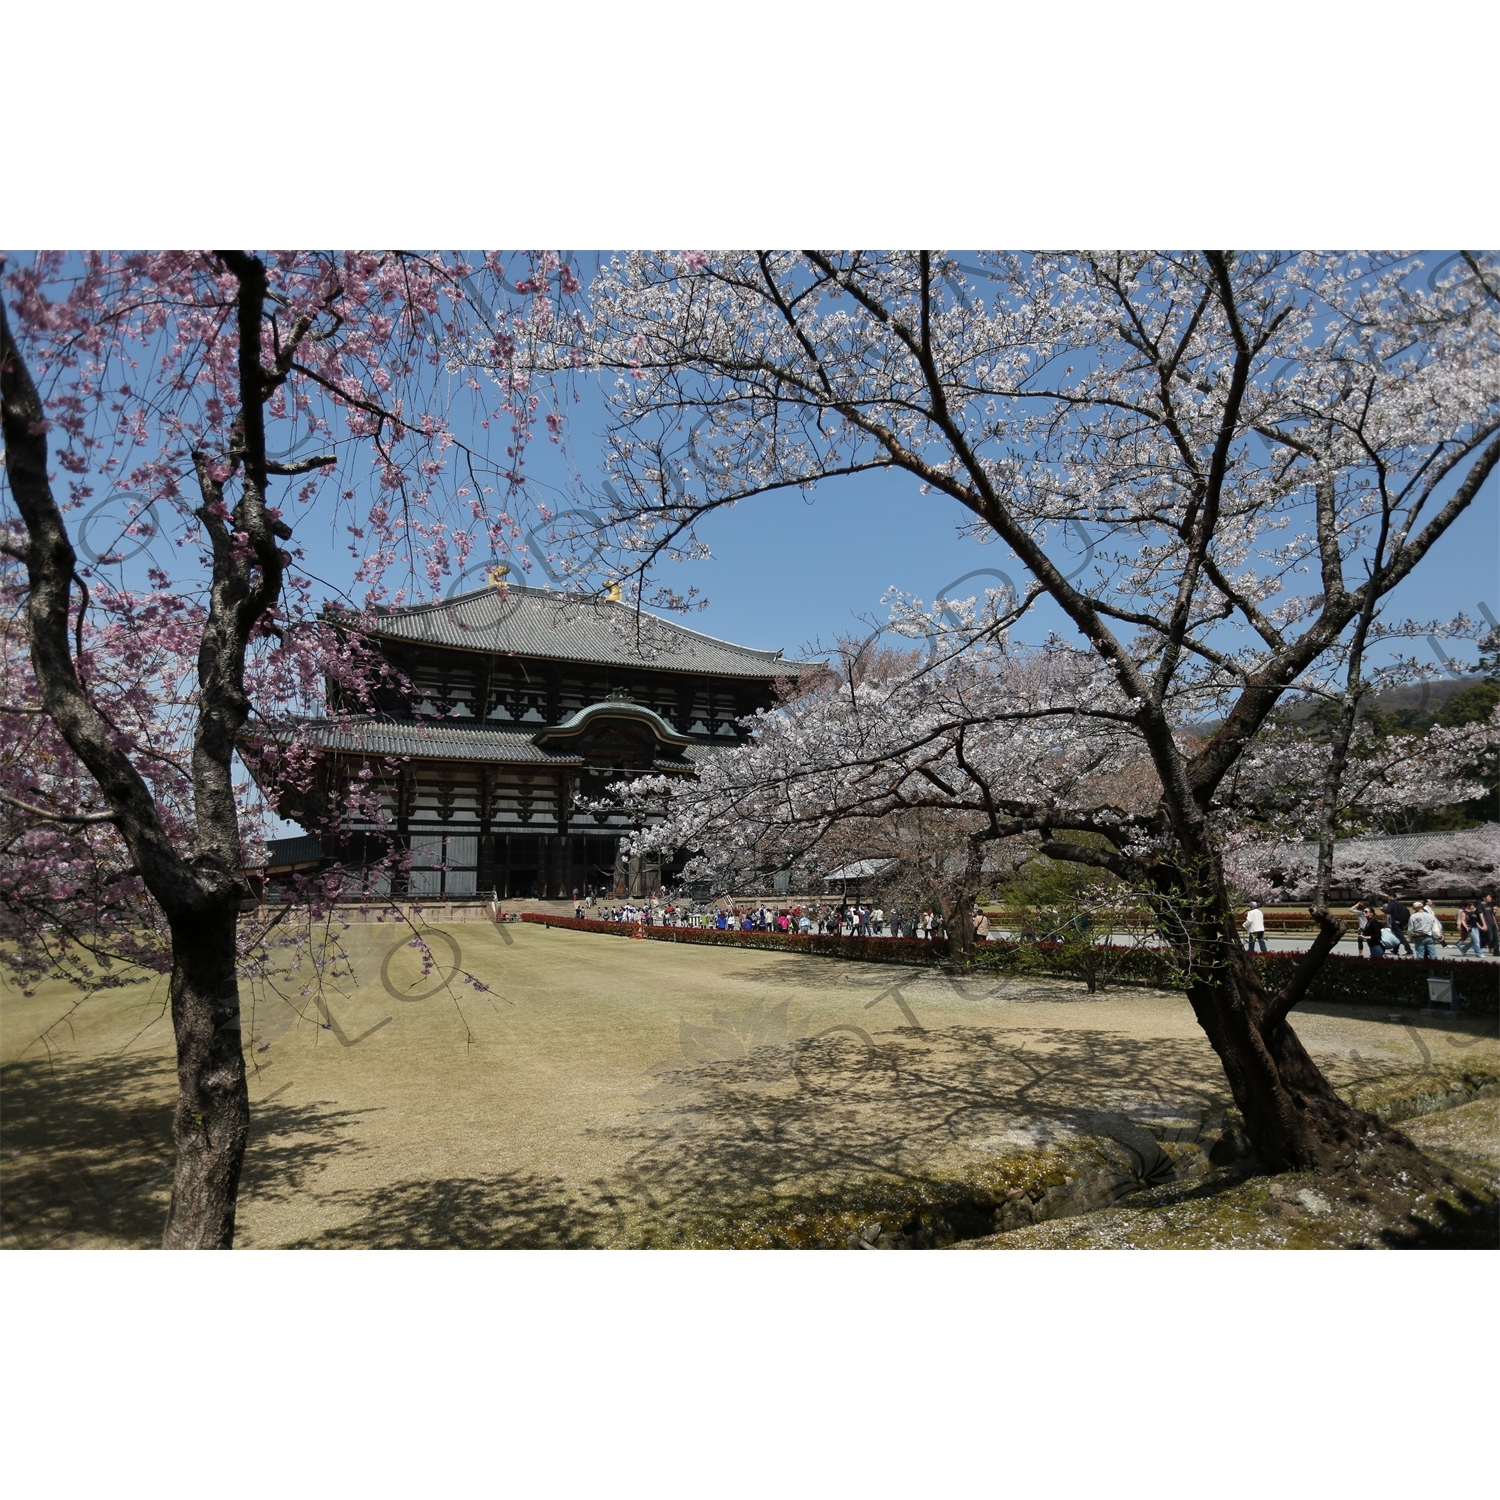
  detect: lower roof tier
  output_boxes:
[285,714,721,771]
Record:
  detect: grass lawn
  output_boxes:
[3,921,1495,1248]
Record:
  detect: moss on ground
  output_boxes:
[1344,1066,1498,1125]
[633,1146,1083,1249]
[951,1065,1500,1251]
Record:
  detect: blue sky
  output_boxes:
[634,459,1497,674]
[398,251,1497,683]
[414,256,1500,680]
[30,249,1492,683]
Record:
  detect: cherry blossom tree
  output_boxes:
[574,250,1500,1184]
[1222,710,1500,903]
[620,639,1139,961]
[1226,823,1500,908]
[1218,703,1499,848]
[1,251,575,1246]
[615,638,1494,944]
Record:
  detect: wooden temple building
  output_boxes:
[269,582,815,899]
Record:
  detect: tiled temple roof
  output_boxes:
[293,717,715,770]
[358,584,821,679]
[258,834,324,869]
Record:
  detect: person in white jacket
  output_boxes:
[1242,903,1268,953]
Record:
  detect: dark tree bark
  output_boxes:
[163,905,249,1248]
[1,254,328,1247]
[936,839,985,967]
[1179,923,1421,1175]
[1127,833,1425,1177]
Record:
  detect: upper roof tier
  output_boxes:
[360,584,822,680]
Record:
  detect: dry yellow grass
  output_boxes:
[3,921,1494,1248]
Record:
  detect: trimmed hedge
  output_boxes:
[525,915,644,939]
[520,914,1500,1013]
[969,940,1179,988]
[1245,951,1499,1013]
[973,940,1498,1012]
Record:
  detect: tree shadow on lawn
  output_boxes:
[278,1022,1232,1250]
[287,1171,618,1249]
[721,960,1162,1007]
[719,959,930,989]
[1,1050,370,1248]
[616,1022,1233,1239]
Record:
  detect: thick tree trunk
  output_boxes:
[1187,973,1349,1169]
[1147,851,1432,1181]
[949,916,975,964]
[162,902,249,1249]
[939,886,977,965]
[1181,937,1427,1181]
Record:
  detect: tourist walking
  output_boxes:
[1357,904,1385,959]
[1407,900,1438,961]
[1457,900,1483,958]
[1482,894,1499,955]
[1382,894,1414,956]
[1242,903,1268,954]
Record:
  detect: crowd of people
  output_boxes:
[570,893,973,940]
[1350,893,1499,959]
[1241,894,1500,959]
[572,888,1500,961]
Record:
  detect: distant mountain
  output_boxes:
[1337,675,1488,717]
[1356,675,1494,714]
[1192,675,1487,734]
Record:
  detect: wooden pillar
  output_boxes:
[479,653,496,722]
[734,686,755,738]
[393,764,416,896]
[556,770,574,898]
[477,766,496,896]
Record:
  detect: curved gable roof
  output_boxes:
[533,700,696,750]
